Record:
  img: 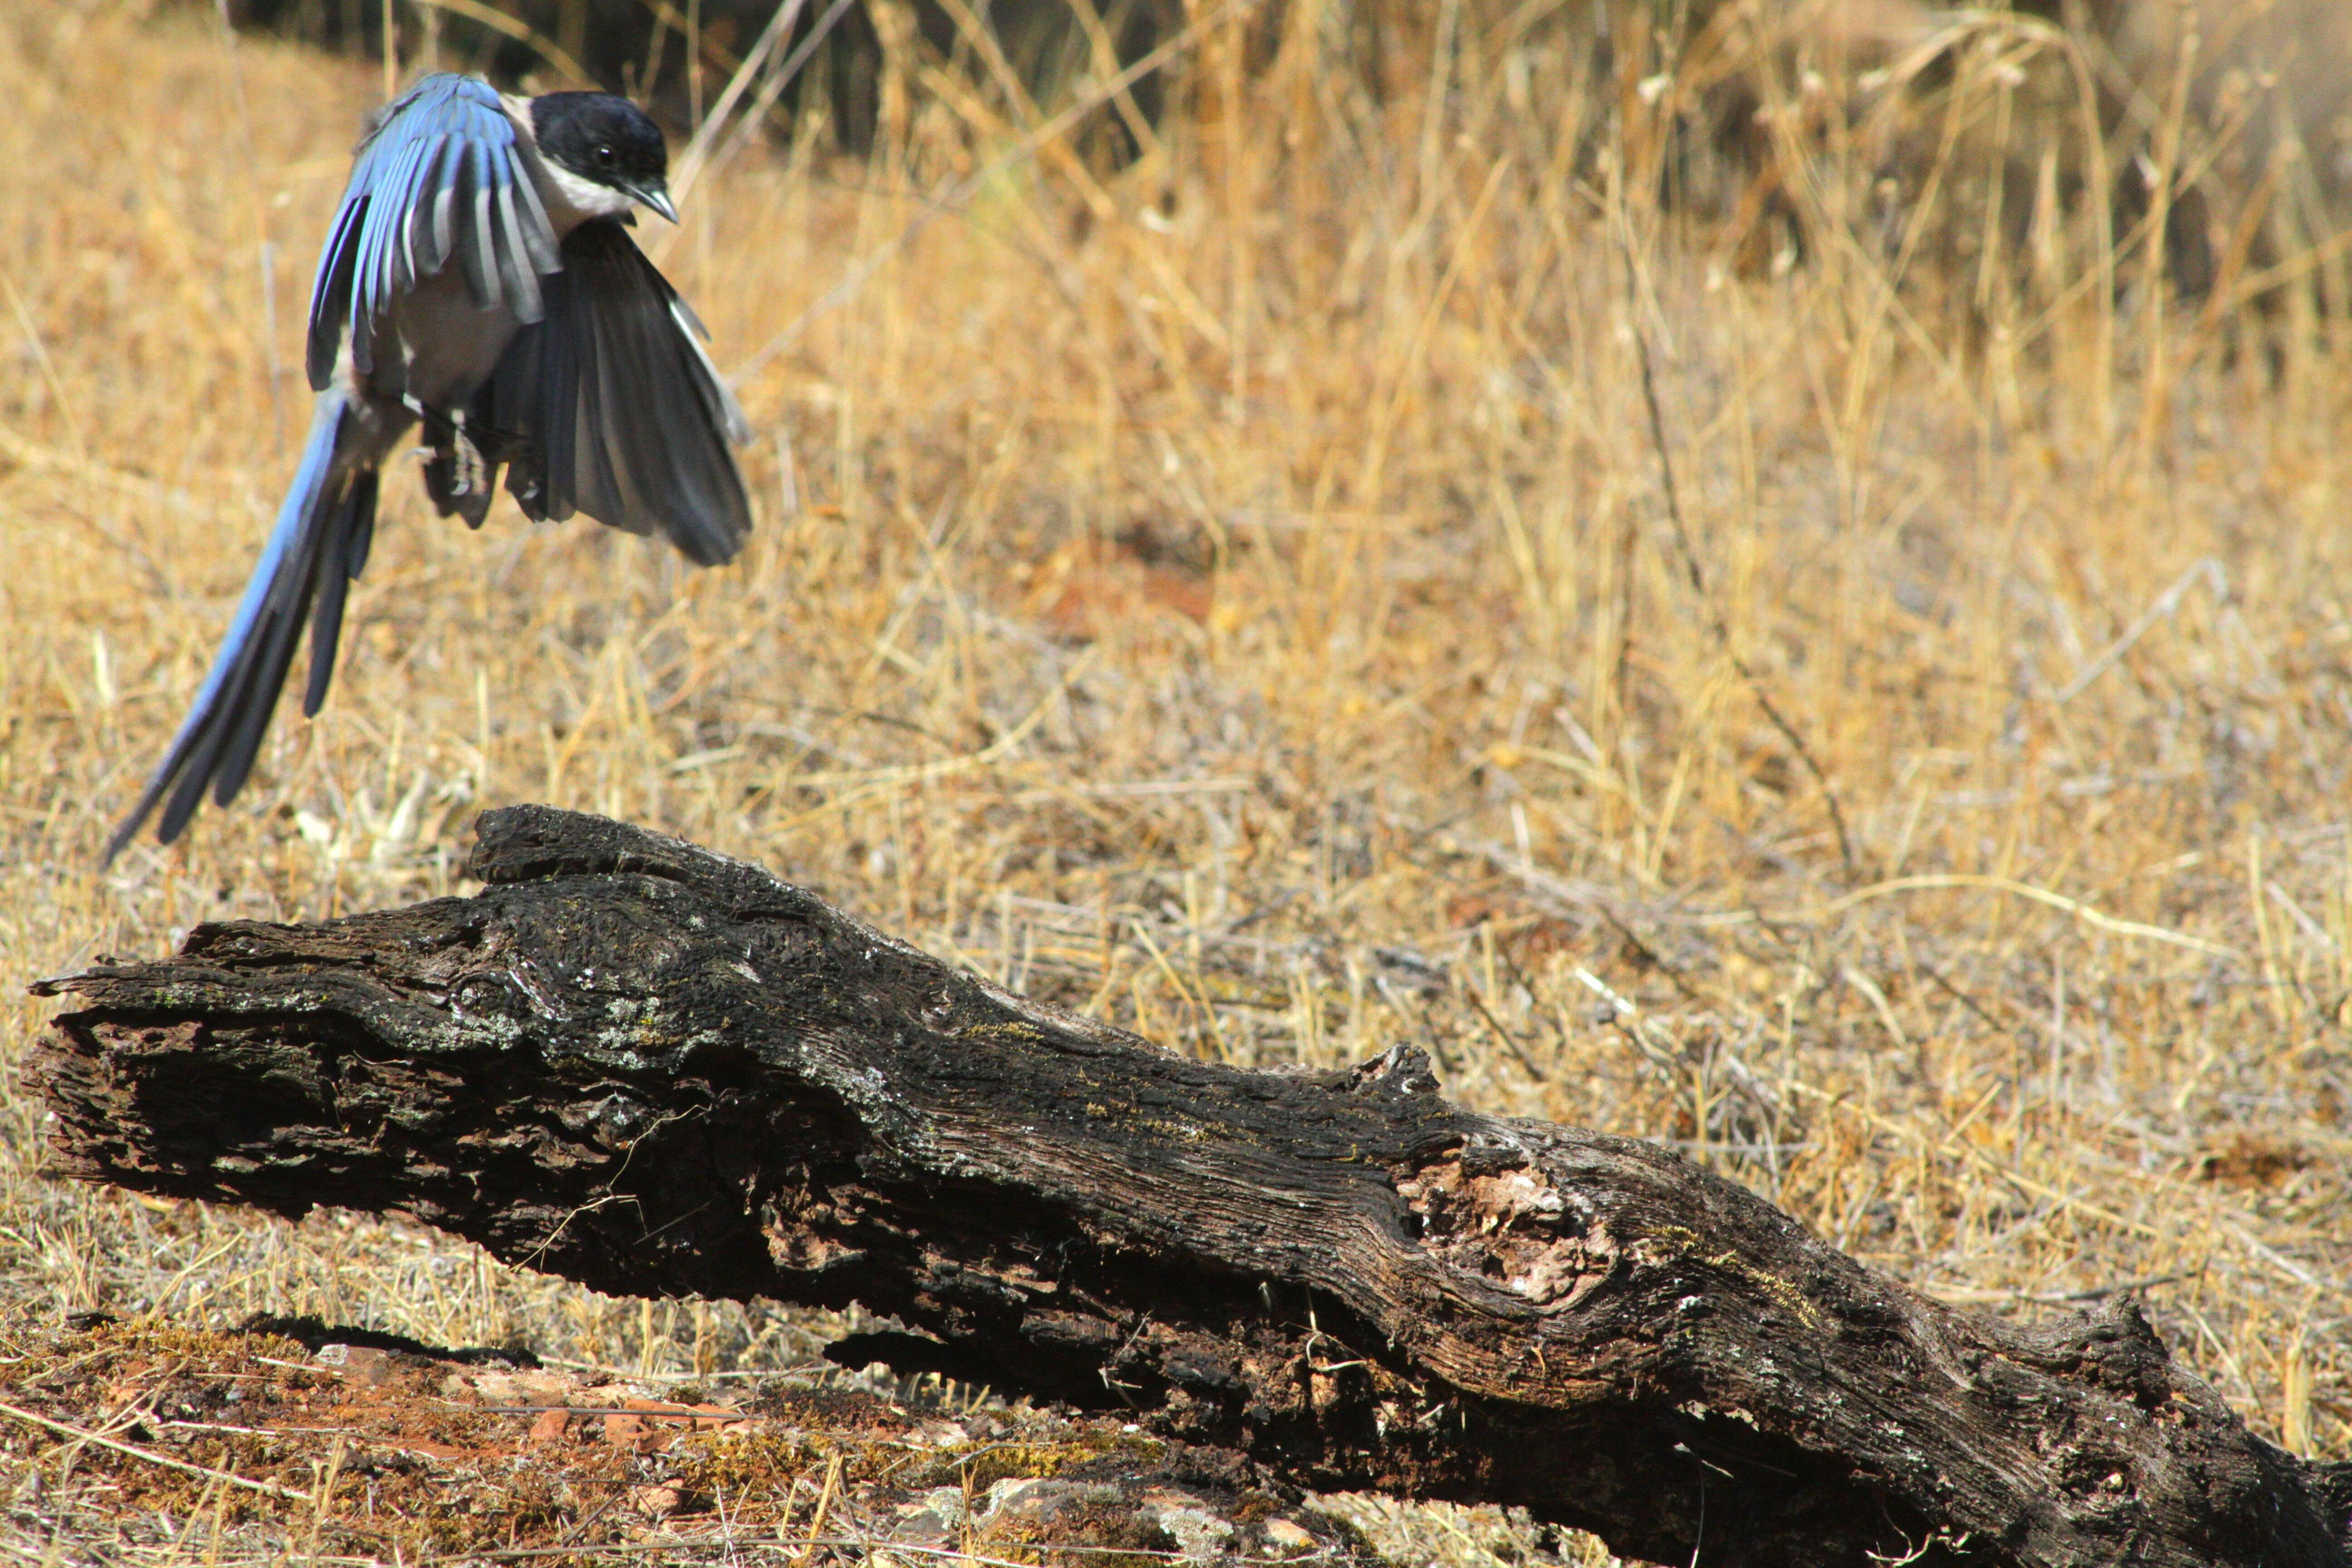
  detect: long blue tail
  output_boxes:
[104,394,379,864]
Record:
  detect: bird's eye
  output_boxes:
[595,145,615,164]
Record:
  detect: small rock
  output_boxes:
[1262,1518,1318,1553]
[984,1476,1058,1515]
[604,1409,656,1451]
[890,1487,970,1546]
[629,1484,685,1519]
[984,1476,1098,1528]
[602,1398,746,1452]
[313,1344,407,1387]
[1142,1489,1235,1559]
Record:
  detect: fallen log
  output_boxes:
[30,806,2352,1568]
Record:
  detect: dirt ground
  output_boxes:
[5,1307,1544,1564]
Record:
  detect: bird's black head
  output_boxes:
[530,92,676,222]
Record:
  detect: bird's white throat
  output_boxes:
[534,158,637,232]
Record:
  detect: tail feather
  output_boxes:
[346,481,378,577]
[304,467,378,717]
[208,549,326,809]
[103,396,379,865]
[154,736,218,852]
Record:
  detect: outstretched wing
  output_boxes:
[472,219,753,566]
[305,74,560,387]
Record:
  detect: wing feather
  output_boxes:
[303,75,559,392]
[511,166,560,275]
[493,177,540,323]
[395,133,445,289]
[428,162,457,271]
[470,220,752,565]
[305,197,365,387]
[376,132,433,298]
[464,143,500,310]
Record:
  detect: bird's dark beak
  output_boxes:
[632,181,680,224]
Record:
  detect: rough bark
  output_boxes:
[29,806,2352,1568]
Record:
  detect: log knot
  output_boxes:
[1344,1044,1440,1098]
[1395,1148,1612,1310]
[2009,1295,2179,1409]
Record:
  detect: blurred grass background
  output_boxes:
[5,0,2352,1559]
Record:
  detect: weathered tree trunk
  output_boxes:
[30,807,2351,1568]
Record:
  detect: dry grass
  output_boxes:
[5,0,2352,1561]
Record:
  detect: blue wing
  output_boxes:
[305,74,561,387]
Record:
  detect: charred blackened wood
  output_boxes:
[31,806,2352,1568]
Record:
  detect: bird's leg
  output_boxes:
[405,394,470,490]
[412,397,495,529]
[445,407,488,500]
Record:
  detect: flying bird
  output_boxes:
[105,75,752,863]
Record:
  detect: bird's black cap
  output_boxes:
[531,92,674,218]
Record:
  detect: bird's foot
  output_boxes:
[446,417,489,500]
[410,401,488,497]
[421,414,495,529]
